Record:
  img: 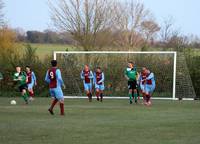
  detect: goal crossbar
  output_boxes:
[54,51,180,100]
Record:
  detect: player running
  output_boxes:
[124,62,138,104]
[45,60,65,116]
[81,65,93,102]
[25,66,37,101]
[13,66,29,104]
[139,67,156,106]
[93,67,105,102]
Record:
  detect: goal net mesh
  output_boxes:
[55,52,196,99]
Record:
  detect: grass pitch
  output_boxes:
[0,97,200,144]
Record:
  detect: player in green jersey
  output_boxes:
[13,66,29,104]
[124,62,138,104]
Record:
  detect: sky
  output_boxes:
[3,0,200,36]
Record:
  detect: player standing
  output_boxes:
[25,66,37,101]
[139,67,156,106]
[139,68,147,103]
[93,67,105,102]
[45,60,65,116]
[81,65,93,102]
[13,66,29,104]
[133,65,141,101]
[124,62,138,104]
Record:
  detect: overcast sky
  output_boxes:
[4,0,200,36]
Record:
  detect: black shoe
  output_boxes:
[48,109,54,115]
[97,97,100,101]
[100,98,103,102]
[130,101,133,104]
[100,94,103,102]
[89,94,92,102]
[25,100,29,105]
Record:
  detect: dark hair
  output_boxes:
[51,60,57,67]
[128,61,134,65]
[96,67,101,70]
[25,66,31,71]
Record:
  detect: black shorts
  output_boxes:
[18,84,28,92]
[128,80,137,90]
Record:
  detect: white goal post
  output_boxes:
[53,51,194,101]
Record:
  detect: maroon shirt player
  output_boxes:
[81,65,94,102]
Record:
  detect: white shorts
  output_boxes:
[27,83,34,90]
[84,83,92,91]
[95,84,104,91]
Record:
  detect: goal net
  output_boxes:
[54,51,196,100]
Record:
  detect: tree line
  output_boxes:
[15,29,75,44]
[14,27,200,50]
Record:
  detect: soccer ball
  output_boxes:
[10,100,17,105]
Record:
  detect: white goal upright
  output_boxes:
[53,51,196,100]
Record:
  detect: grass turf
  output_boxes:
[30,43,72,59]
[18,43,73,59]
[0,97,200,144]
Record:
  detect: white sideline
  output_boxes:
[63,96,194,101]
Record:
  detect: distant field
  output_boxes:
[17,43,200,59]
[0,98,200,144]
[18,43,74,59]
[30,43,74,59]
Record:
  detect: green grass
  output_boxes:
[0,97,200,144]
[18,43,74,59]
[30,43,73,58]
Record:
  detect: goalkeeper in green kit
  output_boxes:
[124,62,138,104]
[13,66,29,104]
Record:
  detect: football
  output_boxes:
[10,100,17,105]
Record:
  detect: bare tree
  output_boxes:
[160,16,175,43]
[159,16,187,50]
[141,20,160,43]
[49,0,116,50]
[113,1,158,50]
[167,32,189,51]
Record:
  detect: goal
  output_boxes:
[54,51,196,100]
